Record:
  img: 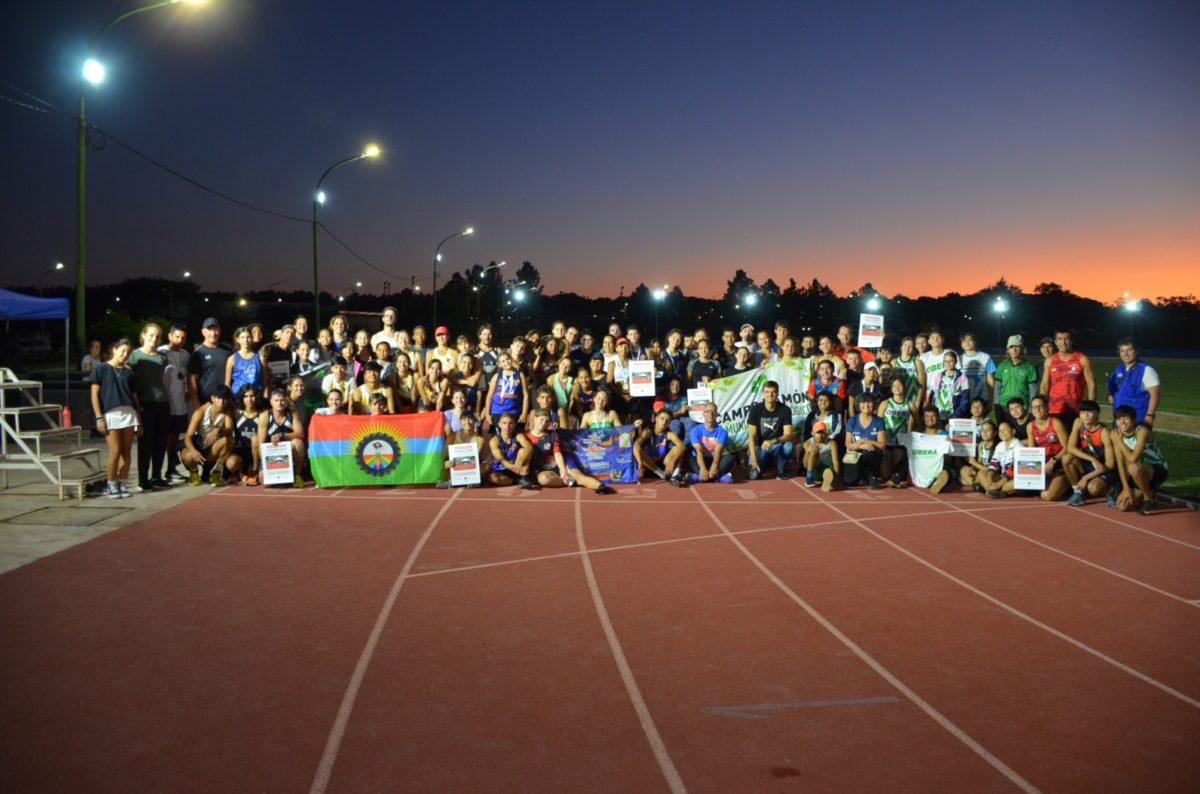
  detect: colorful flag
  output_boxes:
[558,425,638,484]
[309,413,444,486]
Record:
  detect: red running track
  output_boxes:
[0,482,1198,792]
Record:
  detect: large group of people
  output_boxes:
[83,308,1168,514]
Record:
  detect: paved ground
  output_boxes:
[0,438,207,574]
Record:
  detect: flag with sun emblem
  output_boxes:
[308,413,445,486]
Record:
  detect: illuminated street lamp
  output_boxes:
[652,285,668,339]
[475,261,505,319]
[866,294,882,311]
[311,144,381,327]
[76,0,210,355]
[432,227,474,327]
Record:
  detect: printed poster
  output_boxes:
[947,419,977,457]
[261,441,294,485]
[687,387,711,423]
[1014,446,1046,491]
[448,442,481,486]
[628,360,656,397]
[858,313,884,348]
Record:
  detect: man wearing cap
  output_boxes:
[995,335,1039,428]
[188,318,231,406]
[738,323,756,348]
[426,326,458,373]
[802,420,841,491]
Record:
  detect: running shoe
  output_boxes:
[1105,490,1118,508]
[748,468,761,481]
[293,474,304,489]
[890,472,904,488]
[686,473,701,484]
[1139,499,1156,516]
[209,468,223,487]
[777,468,790,481]
[188,469,201,487]
[869,476,882,491]
[167,470,188,485]
[118,481,132,498]
[717,473,733,484]
[1066,490,1086,507]
[151,478,172,490]
[435,481,452,489]
[595,485,615,495]
[105,482,121,499]
[805,472,816,488]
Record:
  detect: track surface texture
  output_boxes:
[1,481,1198,793]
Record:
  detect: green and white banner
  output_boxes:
[707,360,814,451]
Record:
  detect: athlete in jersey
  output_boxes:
[634,409,687,485]
[1039,330,1094,427]
[878,377,914,486]
[486,353,527,427]
[1064,401,1116,505]
[960,419,1000,493]
[526,409,615,493]
[486,414,535,487]
[232,386,262,485]
[1027,395,1069,501]
[1111,405,1168,514]
[894,337,926,404]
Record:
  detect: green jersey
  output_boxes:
[882,398,911,446]
[1122,432,1167,468]
[894,356,921,402]
[995,358,1038,408]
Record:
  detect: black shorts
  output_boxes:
[1150,464,1169,491]
[1080,461,1118,490]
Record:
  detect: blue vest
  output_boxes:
[1108,361,1150,422]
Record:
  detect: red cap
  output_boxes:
[435,326,450,336]
[652,400,666,412]
[615,336,629,346]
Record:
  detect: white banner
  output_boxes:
[261,441,294,485]
[1014,446,1046,491]
[628,360,656,397]
[448,442,481,486]
[706,361,813,451]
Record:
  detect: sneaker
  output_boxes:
[986,488,1008,499]
[293,474,304,489]
[167,470,188,485]
[435,481,452,489]
[748,468,761,481]
[243,473,260,486]
[118,481,132,498]
[805,472,816,488]
[1106,490,1118,508]
[717,473,733,484]
[151,478,172,490]
[1066,490,1086,507]
[777,469,790,481]
[890,472,903,488]
[188,469,201,487]
[1139,499,1156,516]
[595,484,615,495]
[209,468,223,487]
[105,482,121,499]
[686,473,701,484]
[869,476,882,491]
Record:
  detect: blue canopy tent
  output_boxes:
[0,288,71,400]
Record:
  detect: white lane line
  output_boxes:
[574,489,686,793]
[308,489,462,794]
[687,486,1040,793]
[904,489,1200,608]
[1082,508,1200,552]
[795,482,1200,710]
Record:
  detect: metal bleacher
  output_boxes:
[0,368,105,500]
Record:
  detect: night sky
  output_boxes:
[2,0,1197,303]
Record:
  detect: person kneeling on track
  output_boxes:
[802,421,841,491]
[688,402,736,484]
[257,388,306,488]
[1110,404,1169,516]
[1064,399,1117,507]
[487,413,537,488]
[634,408,688,486]
[181,385,241,487]
[526,408,615,494]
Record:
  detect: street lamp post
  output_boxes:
[432,227,474,328]
[38,261,66,296]
[77,0,209,356]
[311,144,380,328]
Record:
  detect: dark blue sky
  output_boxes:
[3,0,1197,302]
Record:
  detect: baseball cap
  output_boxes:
[652,400,666,412]
[615,336,629,346]
[1006,334,1023,348]
[435,326,450,336]
[812,421,828,434]
[740,323,754,333]
[202,317,220,329]
[1039,336,1054,346]
[864,361,879,371]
